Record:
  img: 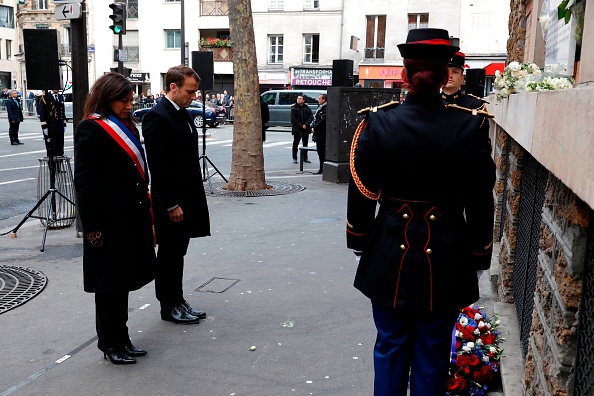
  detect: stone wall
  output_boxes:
[521,176,590,395]
[507,0,527,62]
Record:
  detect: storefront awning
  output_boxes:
[484,62,505,76]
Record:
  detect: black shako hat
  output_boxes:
[397,28,459,59]
[449,52,466,69]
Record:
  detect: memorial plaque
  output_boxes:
[541,0,576,75]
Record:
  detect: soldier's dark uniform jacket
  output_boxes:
[442,89,489,110]
[346,92,495,313]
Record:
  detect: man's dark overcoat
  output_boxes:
[6,96,23,123]
[290,103,313,136]
[347,92,495,313]
[74,120,156,293]
[141,98,210,242]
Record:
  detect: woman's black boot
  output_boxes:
[99,346,136,365]
[124,339,147,357]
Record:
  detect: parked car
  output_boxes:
[260,89,326,127]
[63,90,73,120]
[196,101,227,125]
[133,100,219,128]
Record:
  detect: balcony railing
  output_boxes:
[364,47,385,60]
[201,0,228,16]
[198,46,233,62]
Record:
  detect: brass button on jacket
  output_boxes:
[402,213,409,219]
[429,215,436,221]
[400,244,406,250]
[425,248,433,254]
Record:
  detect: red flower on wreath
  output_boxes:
[446,376,468,392]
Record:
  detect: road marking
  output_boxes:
[0,146,74,159]
[263,141,293,148]
[0,165,38,172]
[0,178,36,185]
[205,139,234,145]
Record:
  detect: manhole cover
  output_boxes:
[0,266,48,315]
[195,277,240,293]
[205,180,305,197]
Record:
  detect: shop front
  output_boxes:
[129,72,151,96]
[290,67,332,90]
[358,65,404,91]
[259,71,288,93]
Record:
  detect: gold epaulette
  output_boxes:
[467,93,490,104]
[357,100,400,116]
[446,103,494,118]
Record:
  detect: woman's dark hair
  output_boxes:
[165,65,201,92]
[83,72,133,119]
[402,58,449,95]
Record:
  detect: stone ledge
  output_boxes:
[487,87,594,210]
[494,301,525,396]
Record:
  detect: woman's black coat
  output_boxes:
[74,119,156,293]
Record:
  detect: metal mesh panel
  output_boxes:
[513,152,548,358]
[573,216,594,396]
[36,156,76,228]
[499,136,511,241]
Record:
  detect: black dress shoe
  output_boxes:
[99,346,136,365]
[181,300,207,319]
[292,159,298,164]
[10,141,18,145]
[15,141,24,145]
[161,306,201,324]
[304,159,311,163]
[124,340,147,357]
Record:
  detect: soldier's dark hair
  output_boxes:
[165,65,201,93]
[402,58,449,95]
[84,72,133,120]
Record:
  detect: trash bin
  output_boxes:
[36,156,76,228]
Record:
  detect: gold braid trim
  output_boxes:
[350,119,380,201]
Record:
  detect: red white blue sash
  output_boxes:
[91,114,149,184]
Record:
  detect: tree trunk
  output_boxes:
[225,0,267,191]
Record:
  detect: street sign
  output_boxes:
[54,3,82,20]
[118,50,128,62]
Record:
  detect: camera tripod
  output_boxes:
[199,94,227,193]
[2,89,76,251]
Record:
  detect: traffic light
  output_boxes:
[109,2,126,35]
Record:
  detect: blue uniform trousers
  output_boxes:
[372,303,458,396]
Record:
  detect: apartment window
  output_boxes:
[165,30,181,49]
[303,34,319,63]
[365,15,386,59]
[269,0,284,11]
[6,39,11,60]
[408,13,429,31]
[0,6,15,28]
[36,0,48,10]
[304,0,319,9]
[268,35,283,63]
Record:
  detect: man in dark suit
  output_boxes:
[38,90,67,158]
[7,90,24,145]
[142,66,211,324]
[290,95,313,164]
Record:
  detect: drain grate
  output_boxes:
[205,180,305,197]
[195,277,240,293]
[0,266,48,315]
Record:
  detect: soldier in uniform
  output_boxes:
[38,90,67,159]
[441,51,489,110]
[346,28,495,396]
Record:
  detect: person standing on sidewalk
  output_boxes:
[74,72,156,365]
[346,28,495,395]
[311,93,327,174]
[7,90,24,145]
[290,95,313,164]
[142,65,211,325]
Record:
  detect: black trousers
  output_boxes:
[292,132,310,160]
[155,232,190,309]
[315,138,326,172]
[95,292,129,349]
[8,121,20,143]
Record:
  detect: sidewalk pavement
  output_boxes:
[0,175,505,396]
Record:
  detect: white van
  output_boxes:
[261,89,326,127]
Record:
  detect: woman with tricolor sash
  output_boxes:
[74,72,156,365]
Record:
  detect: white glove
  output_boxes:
[353,250,362,264]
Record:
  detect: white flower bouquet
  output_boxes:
[494,61,574,101]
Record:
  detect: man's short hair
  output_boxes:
[165,66,201,92]
[319,94,327,101]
